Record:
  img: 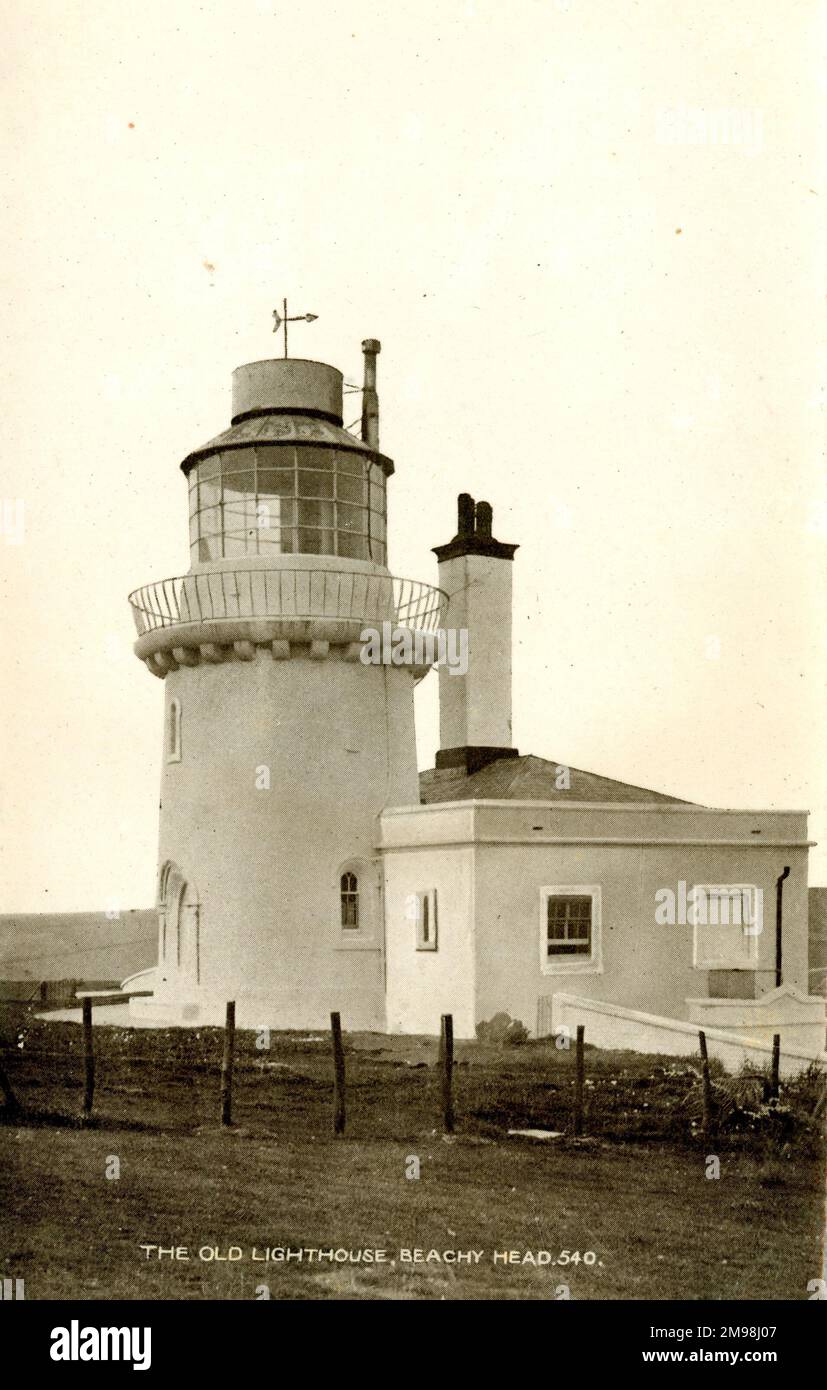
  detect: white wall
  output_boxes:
[475,840,810,1034]
[383,844,476,1037]
[150,649,419,1031]
[379,801,812,1039]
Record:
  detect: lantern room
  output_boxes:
[180,356,393,568]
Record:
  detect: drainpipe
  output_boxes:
[775,866,790,988]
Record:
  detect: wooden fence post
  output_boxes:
[438,1014,454,1133]
[573,1024,585,1136]
[331,1012,346,1135]
[82,997,95,1117]
[0,1059,19,1115]
[221,1001,235,1127]
[771,1033,781,1100]
[698,1029,715,1140]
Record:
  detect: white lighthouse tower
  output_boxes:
[128,334,444,1031]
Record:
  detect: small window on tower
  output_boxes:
[167,698,182,763]
[340,872,359,929]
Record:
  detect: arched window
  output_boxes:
[340,871,359,929]
[166,698,182,763]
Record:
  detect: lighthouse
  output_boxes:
[116,328,823,1061]
[128,336,444,1030]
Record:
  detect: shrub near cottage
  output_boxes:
[476,1012,529,1046]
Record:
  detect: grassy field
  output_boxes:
[0,1003,824,1301]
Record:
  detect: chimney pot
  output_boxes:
[457,493,476,537]
[475,500,493,539]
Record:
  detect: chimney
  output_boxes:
[361,338,381,450]
[432,495,519,776]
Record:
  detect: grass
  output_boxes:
[0,1004,824,1301]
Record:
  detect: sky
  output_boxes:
[1,0,825,911]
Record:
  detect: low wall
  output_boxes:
[686,985,825,1055]
[548,992,826,1078]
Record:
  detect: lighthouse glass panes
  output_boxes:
[188,447,387,564]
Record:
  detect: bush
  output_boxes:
[476,1012,529,1046]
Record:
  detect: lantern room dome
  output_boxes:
[180,357,393,477]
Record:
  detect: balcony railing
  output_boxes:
[128,567,446,637]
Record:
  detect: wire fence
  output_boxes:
[3,1004,822,1148]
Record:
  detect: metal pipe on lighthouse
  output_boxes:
[361,339,381,451]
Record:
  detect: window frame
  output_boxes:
[539,885,602,976]
[335,859,377,949]
[691,884,761,970]
[166,697,182,764]
[413,889,438,952]
[340,871,360,931]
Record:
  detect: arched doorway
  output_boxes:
[158,861,200,989]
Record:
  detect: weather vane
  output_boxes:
[272,299,318,358]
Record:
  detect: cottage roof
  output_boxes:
[419,754,694,806]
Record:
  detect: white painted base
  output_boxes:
[128,987,384,1033]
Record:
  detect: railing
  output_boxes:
[128,568,446,637]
